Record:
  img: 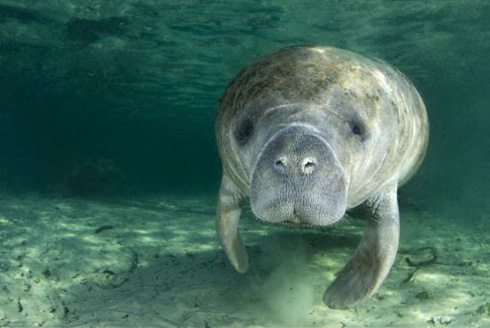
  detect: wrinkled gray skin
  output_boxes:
[215,46,429,309]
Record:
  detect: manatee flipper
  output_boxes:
[216,174,248,273]
[324,185,399,309]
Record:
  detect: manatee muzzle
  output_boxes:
[251,126,348,226]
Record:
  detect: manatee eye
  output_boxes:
[234,118,254,146]
[350,121,367,142]
[352,124,362,135]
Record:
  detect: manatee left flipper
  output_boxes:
[216,174,248,273]
[324,185,399,309]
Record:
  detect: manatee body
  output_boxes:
[215,46,428,308]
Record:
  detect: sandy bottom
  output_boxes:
[0,193,489,328]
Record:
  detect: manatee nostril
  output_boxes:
[301,158,316,175]
[274,157,287,173]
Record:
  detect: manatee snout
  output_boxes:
[251,126,348,226]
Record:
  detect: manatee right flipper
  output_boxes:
[216,174,248,273]
[324,185,400,309]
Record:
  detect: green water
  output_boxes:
[1,1,490,327]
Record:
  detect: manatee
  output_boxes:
[215,46,429,309]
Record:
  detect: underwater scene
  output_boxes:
[1,1,490,327]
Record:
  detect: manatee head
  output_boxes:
[220,47,389,227]
[229,99,365,227]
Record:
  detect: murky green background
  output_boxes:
[0,1,489,214]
